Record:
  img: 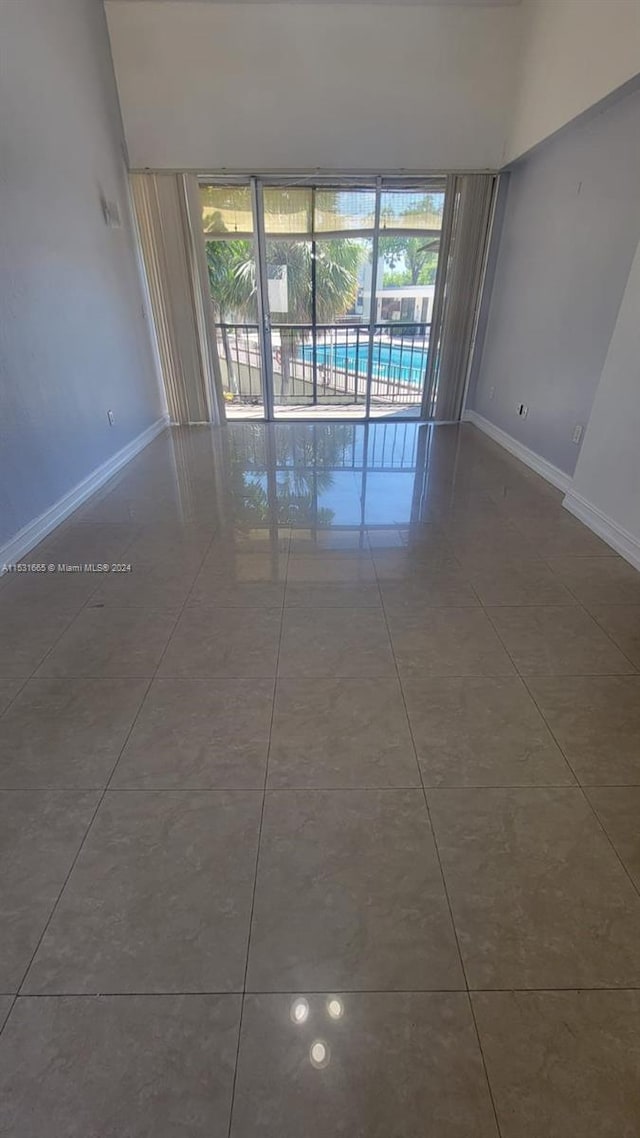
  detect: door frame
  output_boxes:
[194,172,487,424]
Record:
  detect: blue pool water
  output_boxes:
[301,341,429,386]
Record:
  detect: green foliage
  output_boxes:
[379,235,439,287]
[205,238,364,324]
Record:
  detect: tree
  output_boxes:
[206,238,363,399]
[379,235,439,287]
[206,239,256,391]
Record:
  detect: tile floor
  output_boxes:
[1,420,640,1136]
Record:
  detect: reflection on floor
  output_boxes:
[1,420,640,1136]
[225,403,420,420]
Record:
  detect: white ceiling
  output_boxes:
[108,1,522,6]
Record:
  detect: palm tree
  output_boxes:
[206,237,363,399]
[205,238,257,391]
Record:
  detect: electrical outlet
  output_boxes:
[107,409,115,426]
[489,385,496,400]
[572,424,583,444]
[518,403,529,419]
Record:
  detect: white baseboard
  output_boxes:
[1,415,169,570]
[564,489,640,572]
[464,410,640,568]
[463,410,573,493]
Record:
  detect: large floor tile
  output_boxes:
[371,548,460,580]
[388,608,515,677]
[0,997,11,1029]
[125,524,215,563]
[0,606,75,677]
[279,608,395,677]
[39,521,140,565]
[586,787,640,888]
[231,993,498,1138]
[268,677,418,788]
[463,559,576,606]
[189,578,286,608]
[590,604,640,667]
[290,530,368,554]
[24,791,262,994]
[547,555,640,606]
[37,608,177,678]
[0,679,148,788]
[287,554,376,583]
[511,514,616,558]
[487,606,634,675]
[473,990,640,1138]
[379,567,480,610]
[247,790,463,992]
[527,676,640,784]
[429,788,640,989]
[159,607,281,677]
[0,678,23,715]
[89,557,202,610]
[113,678,273,788]
[402,676,572,787]
[0,994,240,1138]
[445,519,541,562]
[0,791,98,992]
[0,565,100,609]
[285,580,382,607]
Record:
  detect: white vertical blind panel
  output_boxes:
[433,174,495,421]
[130,173,211,424]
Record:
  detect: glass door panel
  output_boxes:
[197,177,471,423]
[372,184,446,418]
[264,186,376,418]
[200,183,264,418]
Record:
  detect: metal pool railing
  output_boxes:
[214,322,431,408]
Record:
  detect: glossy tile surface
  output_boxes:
[24,791,262,993]
[0,791,98,991]
[527,675,640,784]
[487,605,634,674]
[586,786,640,888]
[2,420,640,1132]
[403,676,572,787]
[429,788,640,989]
[0,995,241,1137]
[269,677,418,787]
[589,603,640,667]
[113,678,274,789]
[231,993,498,1137]
[247,790,463,991]
[473,990,640,1138]
[0,679,148,788]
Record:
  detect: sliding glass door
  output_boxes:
[201,183,265,415]
[197,176,492,422]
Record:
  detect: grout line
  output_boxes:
[519,674,640,911]
[226,528,290,1138]
[1,524,219,1038]
[371,551,505,1138]
[7,983,640,999]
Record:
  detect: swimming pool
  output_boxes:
[301,340,429,386]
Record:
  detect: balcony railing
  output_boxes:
[215,322,431,409]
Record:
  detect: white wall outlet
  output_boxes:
[518,403,529,418]
[572,424,583,444]
[489,385,496,400]
[107,409,115,426]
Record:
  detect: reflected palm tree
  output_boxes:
[228,422,356,529]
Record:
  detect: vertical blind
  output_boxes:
[429,174,496,421]
[130,173,216,425]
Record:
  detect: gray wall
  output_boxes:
[569,235,640,553]
[0,0,164,549]
[470,84,640,476]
